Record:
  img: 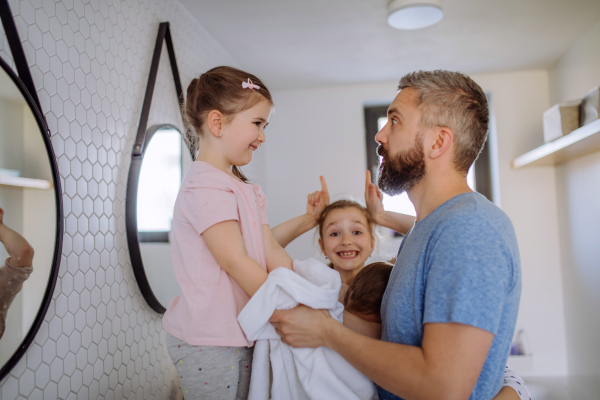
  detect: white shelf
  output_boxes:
[0,175,53,190]
[512,119,600,168]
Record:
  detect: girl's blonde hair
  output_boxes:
[183,66,273,182]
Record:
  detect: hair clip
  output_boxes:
[242,78,261,90]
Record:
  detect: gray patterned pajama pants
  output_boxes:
[167,333,254,400]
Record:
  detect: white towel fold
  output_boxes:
[238,258,377,400]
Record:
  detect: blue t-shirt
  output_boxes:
[378,193,521,400]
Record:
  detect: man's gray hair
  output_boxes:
[398,70,489,173]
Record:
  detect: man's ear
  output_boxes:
[428,127,454,160]
[206,109,223,138]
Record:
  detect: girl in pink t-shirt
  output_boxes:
[163,66,293,399]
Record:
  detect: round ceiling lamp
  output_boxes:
[387,0,444,30]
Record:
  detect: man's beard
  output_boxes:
[377,135,426,196]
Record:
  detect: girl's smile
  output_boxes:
[338,251,359,258]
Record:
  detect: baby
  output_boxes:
[343,261,392,323]
[344,262,531,400]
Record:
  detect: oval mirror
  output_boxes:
[126,125,193,313]
[0,57,62,380]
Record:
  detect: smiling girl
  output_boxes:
[317,200,376,283]
[272,174,416,301]
[162,66,292,400]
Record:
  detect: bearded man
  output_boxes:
[270,70,522,400]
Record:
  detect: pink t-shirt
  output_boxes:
[162,161,269,347]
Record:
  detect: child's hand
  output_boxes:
[306,176,329,220]
[365,170,384,223]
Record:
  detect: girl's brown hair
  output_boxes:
[184,66,273,182]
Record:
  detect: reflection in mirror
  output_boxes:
[0,64,56,368]
[137,126,193,309]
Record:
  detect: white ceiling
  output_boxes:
[179,0,600,90]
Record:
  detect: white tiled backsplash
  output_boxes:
[0,0,264,398]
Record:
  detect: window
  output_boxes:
[364,104,493,229]
[137,127,182,242]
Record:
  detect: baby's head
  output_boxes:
[343,262,393,323]
[184,66,273,182]
[317,200,376,280]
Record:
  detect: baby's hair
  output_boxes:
[343,262,393,323]
[183,66,273,183]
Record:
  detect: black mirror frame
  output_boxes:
[0,0,64,382]
[126,22,190,314]
[126,123,189,313]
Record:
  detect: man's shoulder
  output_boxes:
[435,193,514,238]
[418,193,520,265]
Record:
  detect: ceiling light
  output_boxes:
[387,0,444,30]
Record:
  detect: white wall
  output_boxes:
[266,69,569,377]
[549,19,600,398]
[0,98,24,172]
[549,20,600,105]
[266,82,398,261]
[470,70,568,376]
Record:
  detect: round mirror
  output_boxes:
[126,125,193,313]
[0,57,62,379]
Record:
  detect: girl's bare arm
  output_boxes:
[263,225,293,272]
[365,171,415,234]
[271,214,319,248]
[0,207,34,268]
[202,220,268,296]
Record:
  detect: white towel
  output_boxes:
[238,258,377,400]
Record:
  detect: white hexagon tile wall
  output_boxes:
[0,0,271,399]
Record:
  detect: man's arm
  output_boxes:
[271,306,493,400]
